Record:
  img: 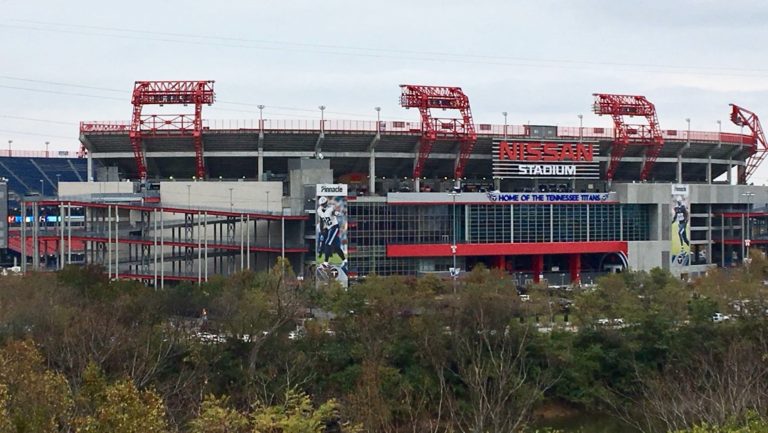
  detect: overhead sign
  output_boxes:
[316,184,348,196]
[486,192,613,203]
[387,191,618,204]
[492,140,600,179]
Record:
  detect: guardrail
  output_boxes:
[79,119,756,146]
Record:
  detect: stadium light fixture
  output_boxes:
[502,111,508,139]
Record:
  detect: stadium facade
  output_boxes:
[11,82,768,285]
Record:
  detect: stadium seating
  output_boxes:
[0,157,86,200]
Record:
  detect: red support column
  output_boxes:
[569,254,581,284]
[493,255,505,270]
[532,255,544,283]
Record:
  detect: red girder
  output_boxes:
[730,104,765,183]
[399,85,477,179]
[129,80,215,179]
[592,93,664,181]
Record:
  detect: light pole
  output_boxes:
[257,104,265,131]
[375,106,381,134]
[45,141,50,158]
[450,189,460,293]
[578,114,583,143]
[319,105,326,133]
[685,118,691,144]
[7,140,11,157]
[742,191,755,263]
[502,111,508,139]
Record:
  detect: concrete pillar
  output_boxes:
[257,148,264,181]
[369,150,376,194]
[707,157,712,184]
[727,164,733,184]
[87,152,93,181]
[677,156,683,183]
[414,177,420,192]
[493,177,501,191]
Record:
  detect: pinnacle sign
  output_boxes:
[492,140,600,179]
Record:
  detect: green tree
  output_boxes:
[250,389,360,433]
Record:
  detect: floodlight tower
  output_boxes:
[592,93,664,181]
[399,85,477,184]
[129,80,215,179]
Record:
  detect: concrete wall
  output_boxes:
[627,240,667,272]
[59,181,136,197]
[614,183,768,206]
[159,181,283,213]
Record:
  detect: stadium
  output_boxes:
[7,81,768,286]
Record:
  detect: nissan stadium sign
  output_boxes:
[492,140,600,179]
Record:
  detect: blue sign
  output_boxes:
[486,192,612,203]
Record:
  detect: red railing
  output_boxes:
[80,119,756,146]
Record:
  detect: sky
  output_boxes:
[1,0,768,181]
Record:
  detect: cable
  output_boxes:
[1,21,767,79]
[8,18,768,75]
[0,84,123,101]
[0,129,76,140]
[0,75,125,93]
[0,115,77,126]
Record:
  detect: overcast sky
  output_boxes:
[2,0,768,181]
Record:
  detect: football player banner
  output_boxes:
[670,184,691,268]
[315,184,349,287]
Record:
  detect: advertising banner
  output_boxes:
[315,184,349,286]
[670,184,691,268]
[492,139,601,179]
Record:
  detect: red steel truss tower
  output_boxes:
[729,104,765,184]
[129,80,215,179]
[592,93,664,181]
[399,85,477,180]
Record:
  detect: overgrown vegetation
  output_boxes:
[1,253,768,432]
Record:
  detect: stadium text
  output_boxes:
[487,192,611,203]
[517,165,576,176]
[498,141,594,162]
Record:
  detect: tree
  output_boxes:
[0,339,73,433]
[188,394,248,433]
[75,378,169,433]
[431,278,556,433]
[250,389,360,433]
